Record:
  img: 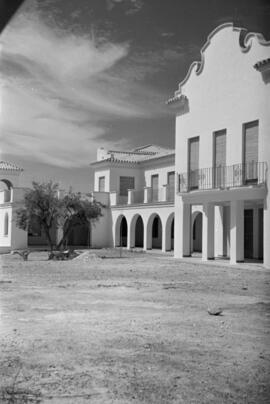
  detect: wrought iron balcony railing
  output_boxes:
[178,162,267,193]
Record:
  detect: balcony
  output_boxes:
[110,185,175,206]
[178,162,267,193]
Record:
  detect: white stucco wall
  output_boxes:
[91,207,113,248]
[109,166,144,192]
[94,166,144,193]
[0,206,12,247]
[94,169,110,192]
[0,171,27,252]
[11,209,28,250]
[173,24,270,266]
[175,24,270,174]
[144,164,175,188]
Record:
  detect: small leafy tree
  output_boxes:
[16,181,102,253]
[56,190,102,249]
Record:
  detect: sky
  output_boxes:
[0,0,269,191]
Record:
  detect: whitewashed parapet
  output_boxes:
[161,185,168,202]
[144,187,151,203]
[128,189,134,205]
[110,191,117,206]
[91,191,110,205]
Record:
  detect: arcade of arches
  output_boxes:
[114,213,174,252]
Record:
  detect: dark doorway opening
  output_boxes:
[171,218,174,250]
[120,217,128,247]
[135,216,144,247]
[192,213,202,252]
[152,215,162,249]
[244,209,253,258]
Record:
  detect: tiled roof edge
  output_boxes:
[0,161,24,172]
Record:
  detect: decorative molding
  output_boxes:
[169,23,270,100]
[254,58,270,72]
[166,93,188,108]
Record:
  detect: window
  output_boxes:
[167,171,175,187]
[213,129,226,187]
[4,212,9,236]
[167,171,175,201]
[151,174,159,201]
[188,137,199,189]
[119,176,135,196]
[98,176,105,192]
[243,120,259,184]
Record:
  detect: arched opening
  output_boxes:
[171,218,174,250]
[192,212,202,253]
[135,215,144,247]
[4,212,9,236]
[0,179,13,203]
[115,215,128,247]
[164,213,174,251]
[119,216,127,247]
[151,214,162,249]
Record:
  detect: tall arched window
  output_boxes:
[4,212,9,236]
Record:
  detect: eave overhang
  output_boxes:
[166,94,188,111]
[254,58,270,72]
[0,161,23,173]
[90,159,140,169]
[90,153,175,169]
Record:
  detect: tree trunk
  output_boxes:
[43,226,54,252]
[56,224,72,250]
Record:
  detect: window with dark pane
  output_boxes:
[119,176,135,196]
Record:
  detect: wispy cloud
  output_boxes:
[106,0,144,15]
[0,5,161,167]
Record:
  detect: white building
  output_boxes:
[1,23,269,268]
[167,23,270,268]
[90,145,176,252]
[0,161,27,253]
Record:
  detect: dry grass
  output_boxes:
[0,249,270,403]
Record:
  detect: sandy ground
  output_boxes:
[0,249,270,404]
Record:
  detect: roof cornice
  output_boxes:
[140,153,175,167]
[90,159,140,168]
[90,152,175,169]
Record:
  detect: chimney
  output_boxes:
[97,147,110,161]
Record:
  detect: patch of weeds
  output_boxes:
[0,386,42,403]
[0,332,41,404]
[0,360,41,403]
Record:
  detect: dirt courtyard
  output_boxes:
[0,250,270,403]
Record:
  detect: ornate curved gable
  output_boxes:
[167,23,270,109]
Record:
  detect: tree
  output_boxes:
[56,190,102,249]
[16,181,102,253]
